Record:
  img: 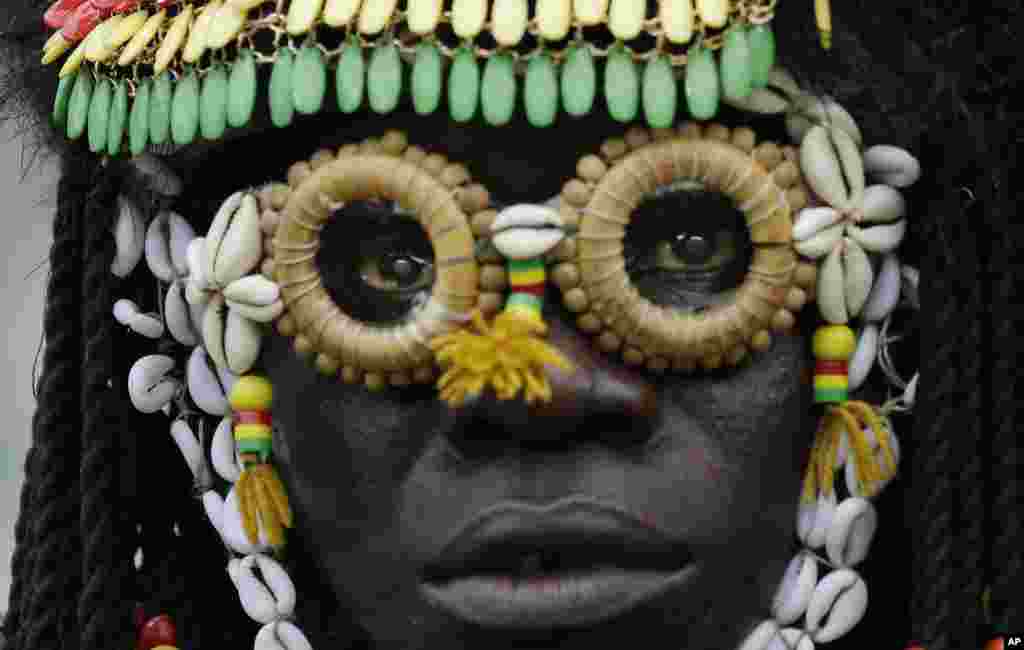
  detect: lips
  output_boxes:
[418,498,696,628]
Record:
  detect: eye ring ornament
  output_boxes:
[557,123,816,373]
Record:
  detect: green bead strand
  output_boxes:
[412,41,443,115]
[107,80,129,156]
[293,45,328,115]
[604,46,639,123]
[200,64,229,141]
[721,26,754,102]
[52,74,75,131]
[368,43,403,114]
[561,45,596,117]
[128,79,151,156]
[748,24,776,89]
[481,52,516,126]
[685,44,720,120]
[87,76,112,153]
[642,54,677,129]
[448,47,480,123]
[269,49,295,127]
[228,51,258,128]
[524,53,558,127]
[171,68,201,146]
[149,72,173,145]
[336,38,365,114]
[66,68,93,141]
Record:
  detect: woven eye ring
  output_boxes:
[559,122,815,373]
[266,133,496,391]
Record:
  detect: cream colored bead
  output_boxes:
[660,0,694,43]
[183,2,220,63]
[453,0,488,38]
[552,263,580,289]
[324,0,362,25]
[577,155,607,182]
[118,9,166,66]
[600,137,628,160]
[406,0,443,34]
[107,10,148,50]
[562,180,591,207]
[358,0,399,34]
[207,3,246,49]
[536,0,572,40]
[563,288,589,313]
[492,0,529,46]
[609,0,645,40]
[574,0,609,26]
[577,313,602,333]
[287,0,326,34]
[154,5,192,72]
[85,14,123,63]
[380,130,409,155]
[695,0,728,28]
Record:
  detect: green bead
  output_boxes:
[293,45,327,115]
[685,45,719,120]
[448,48,479,123]
[87,77,112,153]
[336,40,365,114]
[642,54,677,129]
[171,69,200,146]
[411,41,443,115]
[604,47,639,123]
[524,53,558,127]
[561,45,596,117]
[269,49,295,127]
[107,81,129,156]
[748,24,775,89]
[480,53,516,126]
[66,69,93,141]
[200,64,229,140]
[721,26,753,102]
[52,74,75,131]
[129,79,151,156]
[228,51,258,128]
[149,72,173,145]
[367,43,402,114]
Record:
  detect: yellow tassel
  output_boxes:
[237,469,260,545]
[430,309,574,407]
[236,464,294,550]
[814,0,832,50]
[846,401,897,479]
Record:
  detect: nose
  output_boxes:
[443,297,661,453]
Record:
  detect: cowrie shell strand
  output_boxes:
[800,125,863,212]
[212,415,243,483]
[826,497,878,568]
[128,355,179,413]
[235,554,295,623]
[771,552,818,625]
[737,620,780,650]
[861,254,900,322]
[223,484,272,555]
[165,280,205,346]
[202,292,264,374]
[805,569,868,643]
[187,345,229,416]
[848,323,878,391]
[767,628,814,650]
[145,211,195,283]
[203,191,252,288]
[863,145,921,187]
[256,621,314,650]
[223,275,283,315]
[112,195,146,277]
[846,219,906,254]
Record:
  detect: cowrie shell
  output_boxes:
[794,222,843,259]
[767,628,814,650]
[165,280,205,346]
[771,552,818,625]
[861,254,901,322]
[904,372,918,407]
[201,489,225,539]
[205,191,262,288]
[234,554,296,623]
[212,415,242,483]
[491,204,566,260]
[805,569,868,643]
[843,238,873,318]
[131,153,183,197]
[847,219,906,254]
[169,418,212,487]
[145,211,196,283]
[186,237,211,288]
[223,275,284,322]
[725,86,791,115]
[113,298,140,326]
[859,184,906,224]
[737,620,779,650]
[222,484,272,555]
[863,145,921,187]
[848,323,878,391]
[826,497,877,568]
[793,207,842,242]
[187,345,229,416]
[797,490,837,549]
[128,354,179,413]
[800,125,864,212]
[255,621,314,650]
[111,195,146,278]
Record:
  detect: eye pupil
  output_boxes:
[672,234,712,264]
[383,254,422,286]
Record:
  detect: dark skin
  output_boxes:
[175,103,816,650]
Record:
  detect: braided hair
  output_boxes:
[1,1,1019,648]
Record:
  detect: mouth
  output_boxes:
[418,499,696,628]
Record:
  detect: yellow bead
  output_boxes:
[452,0,488,38]
[573,0,608,26]
[695,0,729,28]
[405,0,441,33]
[814,375,847,391]
[58,36,90,77]
[154,5,192,72]
[536,0,571,40]
[41,32,71,65]
[107,10,148,50]
[358,0,399,34]
[235,423,272,439]
[492,0,528,46]
[207,3,247,48]
[117,8,166,66]
[183,1,220,63]
[812,325,856,360]
[324,0,363,26]
[85,14,124,62]
[229,374,274,411]
[608,0,645,40]
[287,0,326,35]
[660,0,694,44]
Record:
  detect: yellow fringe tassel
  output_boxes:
[429,309,575,407]
[237,464,294,550]
[801,401,898,503]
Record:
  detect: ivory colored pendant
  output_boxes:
[107,10,148,51]
[293,45,328,115]
[269,48,295,127]
[406,0,442,34]
[448,48,480,123]
[107,80,128,155]
[660,0,694,44]
[184,1,220,63]
[171,69,201,145]
[604,47,639,122]
[453,0,488,39]
[227,50,258,127]
[200,64,229,140]
[481,53,516,126]
[492,0,528,46]
[412,41,443,114]
[87,76,112,153]
[118,9,166,66]
[85,14,123,62]
[367,43,402,114]
[155,5,192,72]
[574,0,609,26]
[524,53,558,127]
[695,0,728,28]
[324,0,362,26]
[149,72,173,145]
[358,0,399,35]
[609,0,645,40]
[287,0,326,34]
[561,45,596,116]
[66,69,93,141]
[336,40,365,113]
[128,79,151,156]
[537,0,571,39]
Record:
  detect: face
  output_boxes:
[183,105,816,650]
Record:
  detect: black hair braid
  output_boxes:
[14,150,92,650]
[2,446,37,641]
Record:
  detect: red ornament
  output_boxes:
[133,603,145,632]
[112,0,142,12]
[137,614,177,650]
[59,1,103,42]
[43,0,88,30]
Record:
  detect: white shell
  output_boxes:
[848,323,878,391]
[800,125,863,212]
[859,184,906,224]
[205,191,262,288]
[187,236,211,289]
[165,280,204,346]
[254,554,297,618]
[794,222,843,259]
[847,219,906,254]
[737,620,779,650]
[491,204,566,260]
[861,254,901,322]
[805,569,868,643]
[826,497,877,568]
[226,299,285,323]
[130,312,166,339]
[797,490,837,549]
[767,67,804,102]
[224,275,283,310]
[201,489,225,538]
[113,298,140,325]
[169,418,207,484]
[132,153,184,196]
[771,552,818,625]
[255,621,314,650]
[843,238,874,318]
[128,354,179,413]
[824,100,863,148]
[203,294,264,374]
[235,554,289,623]
[223,484,272,555]
[817,243,847,324]
[145,211,195,282]
[111,195,146,277]
[863,145,922,187]
[185,280,211,307]
[904,372,918,407]
[187,346,229,415]
[793,207,842,241]
[767,628,814,650]
[212,415,242,483]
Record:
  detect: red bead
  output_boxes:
[59,1,102,41]
[89,0,122,11]
[43,0,88,30]
[235,410,273,426]
[112,0,141,11]
[138,614,176,650]
[815,360,848,374]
